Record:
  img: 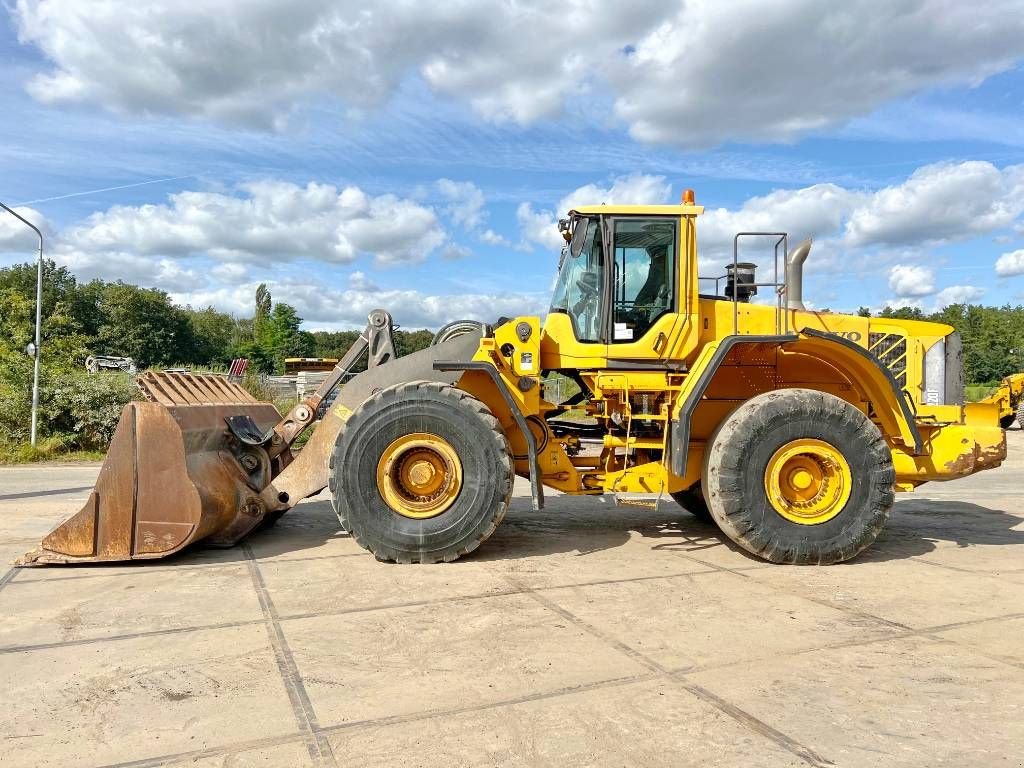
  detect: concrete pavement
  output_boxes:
[1,432,1023,767]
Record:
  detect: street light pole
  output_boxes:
[0,201,44,447]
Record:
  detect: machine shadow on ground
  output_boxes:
[255,494,1024,565]
[859,499,1024,562]
[17,493,1023,571]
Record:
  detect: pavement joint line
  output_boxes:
[91,730,312,768]
[676,680,834,768]
[676,610,1024,678]
[674,552,916,632]
[8,560,251,584]
[275,569,727,624]
[93,673,659,768]
[0,485,95,502]
[242,543,338,768]
[0,566,19,594]
[910,556,1004,576]
[516,581,667,674]
[678,553,1024,673]
[0,618,268,655]
[503,574,833,768]
[0,569,733,654]
[4,539,1016,655]
[11,582,1018,663]
[314,672,658,738]
[5,550,367,585]
[919,632,1024,671]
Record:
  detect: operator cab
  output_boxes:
[549,212,678,345]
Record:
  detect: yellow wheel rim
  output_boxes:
[376,432,462,519]
[764,438,852,525]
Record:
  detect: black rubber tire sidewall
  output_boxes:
[704,389,894,564]
[669,487,713,522]
[330,381,512,563]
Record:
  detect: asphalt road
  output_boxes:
[1,432,1023,767]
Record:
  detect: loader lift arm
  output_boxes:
[228,309,397,459]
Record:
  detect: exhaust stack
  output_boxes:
[785,238,812,310]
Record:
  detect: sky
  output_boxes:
[3,0,1024,330]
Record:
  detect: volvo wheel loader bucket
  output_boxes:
[19,373,286,565]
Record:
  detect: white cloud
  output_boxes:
[518,163,1024,289]
[211,262,248,283]
[171,280,549,330]
[19,2,1024,146]
[995,249,1024,277]
[53,248,205,292]
[934,284,984,308]
[440,242,472,260]
[695,162,1024,261]
[57,180,446,267]
[519,173,671,251]
[844,162,1024,247]
[888,264,936,297]
[347,271,379,292]
[557,174,672,213]
[608,1,1024,147]
[480,229,511,247]
[878,296,925,312]
[435,180,513,250]
[436,179,486,231]
[701,184,863,257]
[0,206,49,252]
[517,203,565,252]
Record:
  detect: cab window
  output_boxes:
[549,216,605,343]
[611,219,676,342]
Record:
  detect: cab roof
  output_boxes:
[570,203,705,216]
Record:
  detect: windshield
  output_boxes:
[549,216,605,342]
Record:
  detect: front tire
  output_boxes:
[329,381,512,563]
[703,389,894,564]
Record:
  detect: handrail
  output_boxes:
[697,231,790,336]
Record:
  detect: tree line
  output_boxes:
[0,259,435,374]
[3,259,1024,385]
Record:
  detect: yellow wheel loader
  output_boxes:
[20,191,1007,567]
[979,372,1024,430]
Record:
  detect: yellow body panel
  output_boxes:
[980,372,1024,423]
[462,201,1004,502]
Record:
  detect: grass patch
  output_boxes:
[0,435,106,464]
[965,383,999,402]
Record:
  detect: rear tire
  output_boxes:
[669,486,713,523]
[703,389,894,564]
[1016,400,1024,429]
[329,381,513,563]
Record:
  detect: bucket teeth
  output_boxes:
[138,371,257,406]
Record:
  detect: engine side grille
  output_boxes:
[868,332,908,387]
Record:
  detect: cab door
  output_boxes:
[604,216,687,364]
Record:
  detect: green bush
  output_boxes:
[0,369,137,451]
[45,372,138,448]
